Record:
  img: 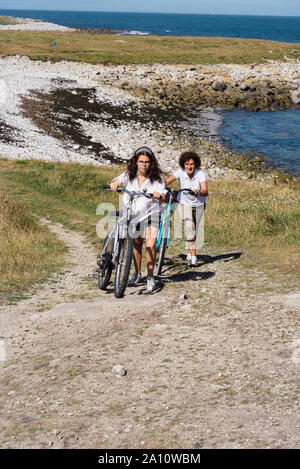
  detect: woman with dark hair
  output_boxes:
[165,151,208,266]
[110,147,167,291]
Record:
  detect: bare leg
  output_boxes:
[187,241,196,257]
[133,237,143,273]
[145,226,158,277]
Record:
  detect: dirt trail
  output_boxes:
[0,221,299,449]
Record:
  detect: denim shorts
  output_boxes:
[130,212,161,238]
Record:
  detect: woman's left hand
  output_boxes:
[152,192,163,201]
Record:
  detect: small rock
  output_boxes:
[212,78,227,91]
[179,293,187,300]
[240,82,250,91]
[291,89,300,105]
[112,365,127,376]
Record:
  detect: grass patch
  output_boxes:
[206,179,300,247]
[0,31,300,64]
[0,183,66,295]
[0,157,299,292]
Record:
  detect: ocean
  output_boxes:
[218,108,300,177]
[1,9,300,42]
[1,9,300,176]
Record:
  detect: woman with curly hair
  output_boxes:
[110,147,167,291]
[165,151,208,266]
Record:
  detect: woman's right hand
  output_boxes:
[110,179,121,191]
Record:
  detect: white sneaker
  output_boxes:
[189,256,198,267]
[187,253,192,262]
[128,272,142,286]
[147,276,157,292]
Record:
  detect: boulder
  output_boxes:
[291,89,300,105]
[212,78,227,92]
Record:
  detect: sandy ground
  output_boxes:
[0,220,299,449]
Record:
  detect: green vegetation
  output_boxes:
[0,182,66,294]
[1,158,299,291]
[0,31,300,64]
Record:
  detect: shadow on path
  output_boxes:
[102,252,241,295]
[161,269,215,283]
[158,251,242,283]
[178,252,243,265]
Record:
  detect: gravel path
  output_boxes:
[0,221,299,448]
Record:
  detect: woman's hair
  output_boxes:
[179,151,201,169]
[127,147,162,182]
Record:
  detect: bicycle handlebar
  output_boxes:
[103,185,153,199]
[166,187,195,194]
[165,187,196,201]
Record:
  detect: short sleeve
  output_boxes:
[173,169,181,180]
[156,176,168,194]
[198,169,207,182]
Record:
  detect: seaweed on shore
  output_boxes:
[0,119,22,145]
[20,86,195,164]
[20,88,119,164]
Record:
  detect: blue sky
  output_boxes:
[1,1,300,16]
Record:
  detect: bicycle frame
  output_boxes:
[156,199,172,250]
[156,188,195,250]
[100,187,158,264]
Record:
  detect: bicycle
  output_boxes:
[95,185,155,298]
[156,187,195,275]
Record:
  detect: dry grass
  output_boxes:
[1,158,299,293]
[0,31,300,64]
[0,187,66,293]
[206,179,300,247]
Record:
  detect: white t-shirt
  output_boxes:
[173,168,207,206]
[116,171,167,223]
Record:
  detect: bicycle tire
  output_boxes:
[114,235,134,298]
[97,233,114,290]
[157,215,171,275]
[157,235,168,275]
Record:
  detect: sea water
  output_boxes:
[1,10,300,42]
[218,108,300,176]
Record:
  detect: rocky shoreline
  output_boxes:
[94,61,300,112]
[0,53,299,181]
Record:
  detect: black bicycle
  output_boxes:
[95,185,154,298]
[156,187,195,275]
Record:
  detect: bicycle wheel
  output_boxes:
[114,235,134,298]
[157,218,170,275]
[157,235,168,275]
[97,232,115,290]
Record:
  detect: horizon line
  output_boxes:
[1,8,300,18]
